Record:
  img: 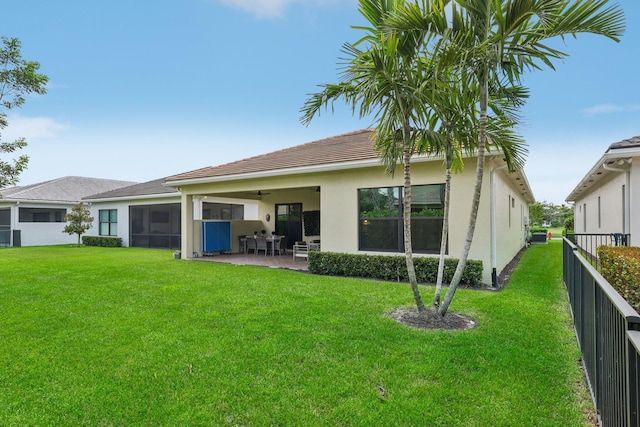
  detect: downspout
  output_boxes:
[602,160,631,236]
[490,163,508,288]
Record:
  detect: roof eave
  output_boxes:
[565,148,639,202]
[83,193,180,203]
[164,153,450,188]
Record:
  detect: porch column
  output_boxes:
[181,193,194,259]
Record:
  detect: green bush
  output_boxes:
[530,226,548,233]
[308,251,483,287]
[597,246,640,312]
[82,236,123,247]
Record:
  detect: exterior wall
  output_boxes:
[87,196,178,247]
[573,173,627,235]
[492,166,530,278]
[630,161,639,246]
[176,156,529,285]
[0,202,77,246]
[88,195,257,248]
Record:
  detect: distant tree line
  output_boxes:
[529,201,573,230]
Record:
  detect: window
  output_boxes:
[358,184,445,254]
[99,209,118,236]
[202,202,244,220]
[597,197,601,229]
[19,207,66,222]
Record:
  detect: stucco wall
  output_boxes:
[573,172,627,235]
[4,202,76,246]
[177,156,530,285]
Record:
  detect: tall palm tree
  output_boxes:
[433,0,625,316]
[383,0,623,315]
[301,0,445,313]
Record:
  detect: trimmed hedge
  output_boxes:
[597,246,640,312]
[308,251,483,287]
[82,236,123,247]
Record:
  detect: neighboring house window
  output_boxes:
[202,202,244,220]
[583,203,587,232]
[358,184,445,254]
[597,197,601,229]
[0,209,10,247]
[99,209,118,236]
[18,207,66,222]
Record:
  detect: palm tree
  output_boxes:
[427,69,529,308]
[432,0,625,316]
[301,0,445,313]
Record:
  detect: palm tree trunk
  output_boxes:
[438,73,489,316]
[403,141,426,313]
[433,142,452,308]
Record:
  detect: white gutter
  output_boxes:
[490,163,508,288]
[602,159,632,234]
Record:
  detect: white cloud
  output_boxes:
[216,0,349,19]
[217,0,297,18]
[581,103,640,117]
[2,115,70,141]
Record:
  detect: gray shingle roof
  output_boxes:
[165,129,377,183]
[83,178,178,201]
[608,135,640,151]
[1,176,138,203]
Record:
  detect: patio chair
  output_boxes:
[272,237,286,255]
[293,241,308,260]
[245,237,257,254]
[256,237,268,255]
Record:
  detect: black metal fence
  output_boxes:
[563,237,640,426]
[567,233,630,270]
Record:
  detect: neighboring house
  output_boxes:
[165,129,534,285]
[0,176,137,247]
[83,178,259,250]
[566,135,640,245]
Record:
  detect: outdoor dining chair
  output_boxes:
[272,237,286,255]
[256,237,268,255]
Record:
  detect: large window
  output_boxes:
[99,209,118,236]
[358,184,445,254]
[130,204,181,249]
[19,207,66,222]
[202,202,244,220]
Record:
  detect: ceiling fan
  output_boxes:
[245,190,271,198]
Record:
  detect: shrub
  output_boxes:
[597,246,640,312]
[82,236,123,247]
[308,251,483,287]
[530,226,548,233]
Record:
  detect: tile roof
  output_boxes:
[0,176,138,203]
[166,129,377,183]
[83,178,178,201]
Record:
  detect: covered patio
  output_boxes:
[193,252,309,271]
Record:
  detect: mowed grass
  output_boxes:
[0,243,591,426]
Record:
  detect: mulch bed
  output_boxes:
[387,307,477,331]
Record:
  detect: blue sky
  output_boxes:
[3,0,639,205]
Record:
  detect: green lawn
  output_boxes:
[0,243,592,426]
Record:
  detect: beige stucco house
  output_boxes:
[566,135,639,244]
[165,129,534,286]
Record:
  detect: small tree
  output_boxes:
[63,203,93,246]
